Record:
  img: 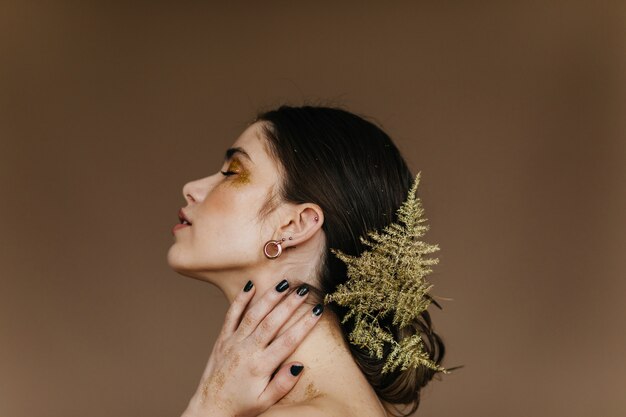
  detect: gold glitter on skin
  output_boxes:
[228,353,240,371]
[226,159,251,187]
[201,379,209,402]
[304,382,322,401]
[200,371,226,404]
[214,371,225,390]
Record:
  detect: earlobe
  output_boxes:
[263,239,284,259]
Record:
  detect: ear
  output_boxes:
[275,203,324,248]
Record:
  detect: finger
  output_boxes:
[258,362,305,408]
[222,280,256,337]
[264,303,324,364]
[235,278,291,338]
[252,284,310,347]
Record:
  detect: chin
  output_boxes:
[167,244,195,275]
[166,245,219,283]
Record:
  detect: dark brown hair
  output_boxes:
[256,105,446,416]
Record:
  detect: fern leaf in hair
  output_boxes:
[325,172,447,374]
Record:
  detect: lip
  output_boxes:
[173,208,192,235]
[172,223,190,235]
[178,208,192,225]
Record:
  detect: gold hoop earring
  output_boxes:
[263,239,283,259]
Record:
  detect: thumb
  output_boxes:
[259,362,305,408]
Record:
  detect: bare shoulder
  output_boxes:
[259,396,351,417]
[259,395,386,417]
[258,403,331,417]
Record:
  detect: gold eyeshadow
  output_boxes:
[227,159,251,186]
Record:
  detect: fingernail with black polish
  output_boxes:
[243,280,253,292]
[290,364,304,376]
[312,303,324,316]
[275,279,289,292]
[296,285,309,296]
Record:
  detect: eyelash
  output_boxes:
[221,170,237,177]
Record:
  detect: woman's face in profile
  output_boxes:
[167,122,282,276]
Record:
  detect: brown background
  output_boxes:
[1,2,624,417]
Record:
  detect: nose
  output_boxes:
[182,177,205,204]
[184,192,196,203]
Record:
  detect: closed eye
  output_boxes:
[221,158,244,178]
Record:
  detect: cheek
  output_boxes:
[202,183,257,221]
[195,184,266,246]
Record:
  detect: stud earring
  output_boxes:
[314,216,319,221]
[263,240,283,259]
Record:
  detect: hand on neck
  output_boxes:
[197,231,326,305]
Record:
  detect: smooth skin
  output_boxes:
[168,122,390,417]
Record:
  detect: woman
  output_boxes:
[167,106,447,417]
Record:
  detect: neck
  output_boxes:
[195,233,326,304]
[183,235,390,408]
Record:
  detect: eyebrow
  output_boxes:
[224,147,253,163]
